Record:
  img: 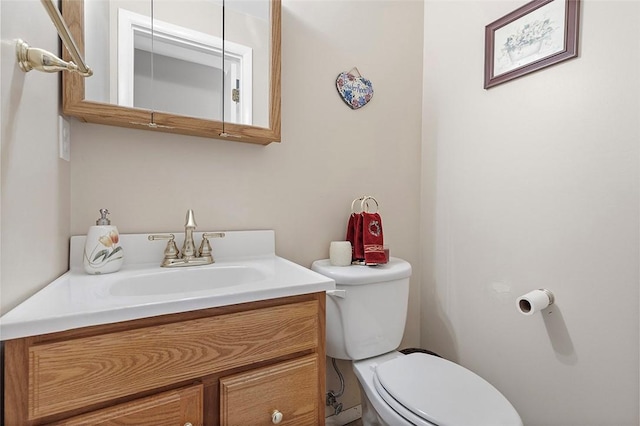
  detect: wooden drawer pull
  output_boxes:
[271,409,283,424]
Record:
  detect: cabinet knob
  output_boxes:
[271,409,283,424]
[184,423,193,426]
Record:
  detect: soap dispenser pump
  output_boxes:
[83,208,124,274]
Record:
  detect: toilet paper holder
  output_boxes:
[517,289,555,316]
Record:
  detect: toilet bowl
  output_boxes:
[311,258,522,426]
[354,351,522,426]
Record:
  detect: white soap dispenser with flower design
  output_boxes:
[83,208,124,274]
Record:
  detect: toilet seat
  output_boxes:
[373,373,435,425]
[373,353,523,426]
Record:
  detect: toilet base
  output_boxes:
[356,379,387,426]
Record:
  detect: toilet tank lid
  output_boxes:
[311,257,411,285]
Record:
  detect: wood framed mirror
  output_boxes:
[61,0,280,145]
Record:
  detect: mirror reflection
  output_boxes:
[83,0,270,127]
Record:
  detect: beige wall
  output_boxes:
[1,0,71,315]
[422,1,639,425]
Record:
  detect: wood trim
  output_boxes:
[316,293,326,424]
[61,0,85,111]
[269,0,282,141]
[61,0,281,144]
[3,339,30,426]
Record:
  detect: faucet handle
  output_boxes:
[148,234,179,260]
[203,232,225,239]
[199,232,225,259]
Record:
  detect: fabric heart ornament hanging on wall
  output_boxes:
[336,68,374,110]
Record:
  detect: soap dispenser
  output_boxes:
[83,208,124,274]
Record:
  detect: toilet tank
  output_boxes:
[311,258,412,361]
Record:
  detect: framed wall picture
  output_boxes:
[484,0,580,89]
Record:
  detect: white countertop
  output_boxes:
[0,230,334,341]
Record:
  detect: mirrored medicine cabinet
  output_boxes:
[61,0,281,145]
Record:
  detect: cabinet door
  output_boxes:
[49,384,203,426]
[220,355,319,426]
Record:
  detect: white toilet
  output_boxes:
[311,257,523,426]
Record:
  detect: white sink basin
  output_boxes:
[109,265,266,296]
[0,230,335,341]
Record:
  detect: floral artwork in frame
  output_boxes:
[484,0,580,89]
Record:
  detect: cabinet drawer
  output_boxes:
[49,384,203,426]
[220,354,319,426]
[28,300,319,419]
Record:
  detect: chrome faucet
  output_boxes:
[148,209,225,267]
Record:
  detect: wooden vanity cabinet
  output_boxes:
[49,384,204,426]
[3,293,326,426]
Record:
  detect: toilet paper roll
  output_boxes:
[330,241,352,266]
[517,289,554,315]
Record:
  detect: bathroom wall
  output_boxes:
[421,1,639,425]
[0,0,424,416]
[1,0,71,315]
